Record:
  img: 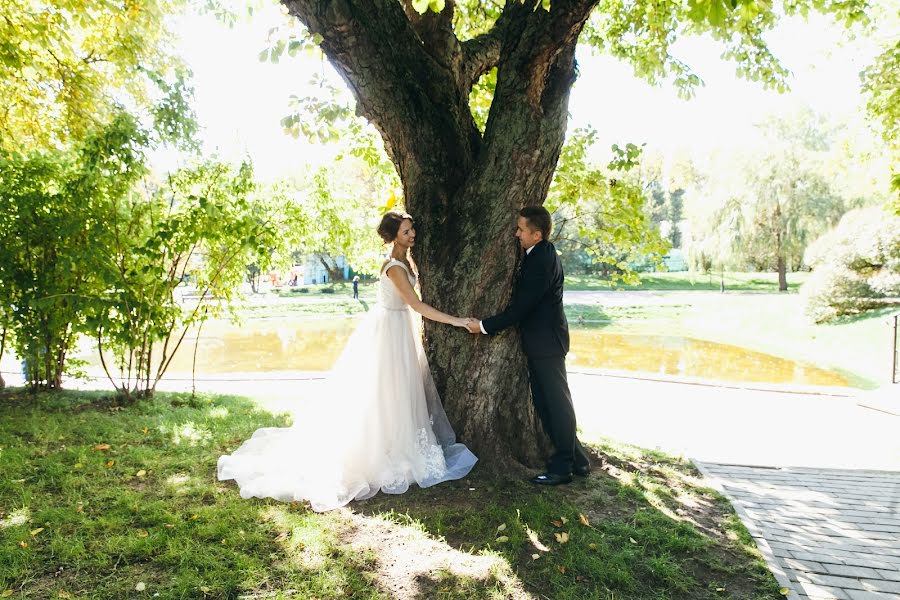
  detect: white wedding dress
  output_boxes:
[217,259,477,512]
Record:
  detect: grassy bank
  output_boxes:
[0,390,782,599]
[566,271,809,292]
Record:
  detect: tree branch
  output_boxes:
[460,28,503,90]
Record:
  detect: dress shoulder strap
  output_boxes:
[381,259,410,276]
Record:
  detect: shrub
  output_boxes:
[802,207,900,322]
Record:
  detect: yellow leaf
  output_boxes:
[531,553,540,560]
[135,582,146,592]
[578,513,590,527]
[73,463,82,469]
[200,587,211,593]
[629,537,637,544]
[94,443,111,451]
[190,514,199,520]
[554,532,569,544]
[557,565,566,574]
[495,535,509,543]
[550,519,562,527]
[105,460,115,468]
[137,529,149,538]
[2,590,13,596]
[58,592,71,599]
[560,517,568,525]
[779,588,791,596]
[385,189,397,210]
[496,523,506,533]
[18,541,27,548]
[136,470,147,478]
[142,427,149,435]
[274,532,288,542]
[588,543,598,549]
[30,527,44,536]
[75,504,83,513]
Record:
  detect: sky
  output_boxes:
[160,4,886,182]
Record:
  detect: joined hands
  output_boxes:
[457,317,482,334]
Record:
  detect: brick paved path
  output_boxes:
[695,463,900,600]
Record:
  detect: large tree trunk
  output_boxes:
[284,0,597,465]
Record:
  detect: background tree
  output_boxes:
[0,0,196,151]
[0,113,147,390]
[271,0,872,463]
[90,160,303,399]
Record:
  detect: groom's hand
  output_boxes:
[466,320,482,334]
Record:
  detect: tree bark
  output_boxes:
[777,254,788,292]
[283,0,598,465]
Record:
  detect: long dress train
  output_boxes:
[217,259,477,511]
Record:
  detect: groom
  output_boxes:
[467,207,591,485]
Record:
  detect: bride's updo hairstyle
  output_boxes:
[377,210,414,243]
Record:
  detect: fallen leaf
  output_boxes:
[58,592,71,599]
[136,470,147,478]
[135,581,146,591]
[105,460,115,468]
[531,554,540,560]
[164,523,174,529]
[554,532,569,544]
[716,587,726,592]
[560,517,568,525]
[200,586,211,593]
[30,527,44,536]
[94,443,111,451]
[190,514,198,520]
[142,427,149,435]
[779,588,791,597]
[588,543,598,549]
[2,590,13,597]
[18,541,27,548]
[496,523,506,533]
[73,464,82,470]
[273,532,288,542]
[578,513,590,527]
[550,519,562,527]
[629,537,637,544]
[557,566,566,574]
[576,576,585,582]
[137,529,149,538]
[75,504,83,513]
[495,535,509,543]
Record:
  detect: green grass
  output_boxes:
[566,271,810,292]
[0,390,783,599]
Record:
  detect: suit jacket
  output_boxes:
[482,240,570,358]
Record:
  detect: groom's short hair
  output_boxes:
[519,206,552,240]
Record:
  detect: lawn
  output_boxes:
[0,389,783,599]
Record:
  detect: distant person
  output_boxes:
[352,275,360,299]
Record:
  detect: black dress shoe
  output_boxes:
[574,464,592,477]
[529,472,573,486]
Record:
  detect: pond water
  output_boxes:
[82,317,849,388]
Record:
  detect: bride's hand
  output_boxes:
[455,317,472,329]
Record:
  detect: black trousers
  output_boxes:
[527,355,590,475]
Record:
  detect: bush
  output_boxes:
[802,207,900,322]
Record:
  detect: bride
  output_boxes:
[218,211,478,511]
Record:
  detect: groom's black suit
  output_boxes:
[482,240,589,476]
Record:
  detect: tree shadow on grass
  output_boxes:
[0,390,781,600]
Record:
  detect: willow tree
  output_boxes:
[280,0,870,464]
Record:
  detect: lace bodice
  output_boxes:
[379,259,416,310]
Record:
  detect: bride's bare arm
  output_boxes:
[386,266,467,327]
